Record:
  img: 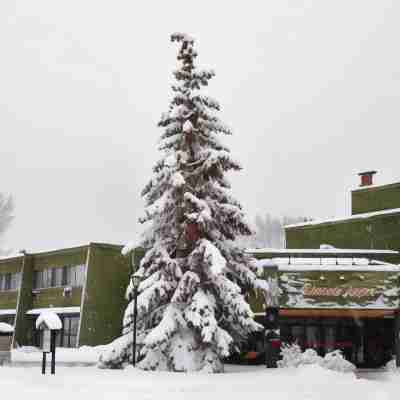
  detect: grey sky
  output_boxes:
[1,0,399,252]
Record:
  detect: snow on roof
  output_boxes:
[35,311,62,330]
[0,309,16,316]
[247,248,399,255]
[0,242,125,261]
[0,252,23,260]
[0,322,14,333]
[284,208,400,229]
[352,181,400,192]
[27,306,80,315]
[256,257,400,272]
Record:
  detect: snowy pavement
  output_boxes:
[1,363,399,400]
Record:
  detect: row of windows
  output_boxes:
[33,264,85,289]
[0,316,15,326]
[35,315,79,348]
[0,272,21,292]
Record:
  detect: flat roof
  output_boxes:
[256,258,400,272]
[247,248,399,258]
[0,241,125,261]
[0,309,16,316]
[26,306,80,315]
[284,207,400,229]
[352,180,400,192]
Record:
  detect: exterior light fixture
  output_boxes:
[131,273,142,367]
[339,275,345,280]
[359,275,365,280]
[319,275,325,281]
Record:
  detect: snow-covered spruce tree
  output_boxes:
[99,33,267,372]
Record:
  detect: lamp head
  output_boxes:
[131,274,142,289]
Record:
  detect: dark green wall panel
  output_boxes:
[78,244,130,346]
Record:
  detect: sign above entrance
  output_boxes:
[303,284,376,299]
[275,270,400,309]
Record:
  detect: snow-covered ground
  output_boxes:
[3,347,398,399]
[1,362,399,400]
[11,346,104,364]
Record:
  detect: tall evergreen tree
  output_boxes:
[100,33,268,372]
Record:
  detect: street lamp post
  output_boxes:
[132,274,141,367]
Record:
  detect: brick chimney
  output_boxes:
[358,170,377,187]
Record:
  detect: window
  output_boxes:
[0,272,20,291]
[62,316,79,347]
[0,315,14,326]
[33,265,85,289]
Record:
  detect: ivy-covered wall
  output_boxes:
[285,213,400,264]
[78,243,130,346]
[352,182,400,215]
[13,255,34,347]
[33,247,87,271]
[0,257,22,310]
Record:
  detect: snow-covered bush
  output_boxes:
[301,348,322,365]
[385,358,397,372]
[277,343,303,368]
[278,344,355,373]
[321,350,355,373]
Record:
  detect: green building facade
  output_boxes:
[285,178,400,264]
[0,243,131,349]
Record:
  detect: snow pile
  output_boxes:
[35,311,62,330]
[278,343,355,373]
[0,363,398,400]
[0,322,14,333]
[385,358,397,371]
[12,346,106,364]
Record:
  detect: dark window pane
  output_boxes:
[70,317,79,335]
[65,266,73,286]
[62,267,66,286]
[50,269,56,287]
[69,335,77,348]
[54,268,63,287]
[4,273,11,290]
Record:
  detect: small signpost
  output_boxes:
[35,311,62,375]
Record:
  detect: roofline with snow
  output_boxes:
[352,180,400,193]
[284,208,400,230]
[246,248,399,259]
[0,242,125,261]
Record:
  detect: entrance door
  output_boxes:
[362,318,393,368]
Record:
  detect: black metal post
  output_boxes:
[42,352,46,375]
[265,307,280,368]
[395,311,400,368]
[132,285,138,367]
[51,330,56,375]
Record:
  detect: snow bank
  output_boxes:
[0,363,398,400]
[0,322,14,333]
[12,346,106,364]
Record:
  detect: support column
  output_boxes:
[395,311,400,368]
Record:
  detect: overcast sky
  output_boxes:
[1,0,399,252]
